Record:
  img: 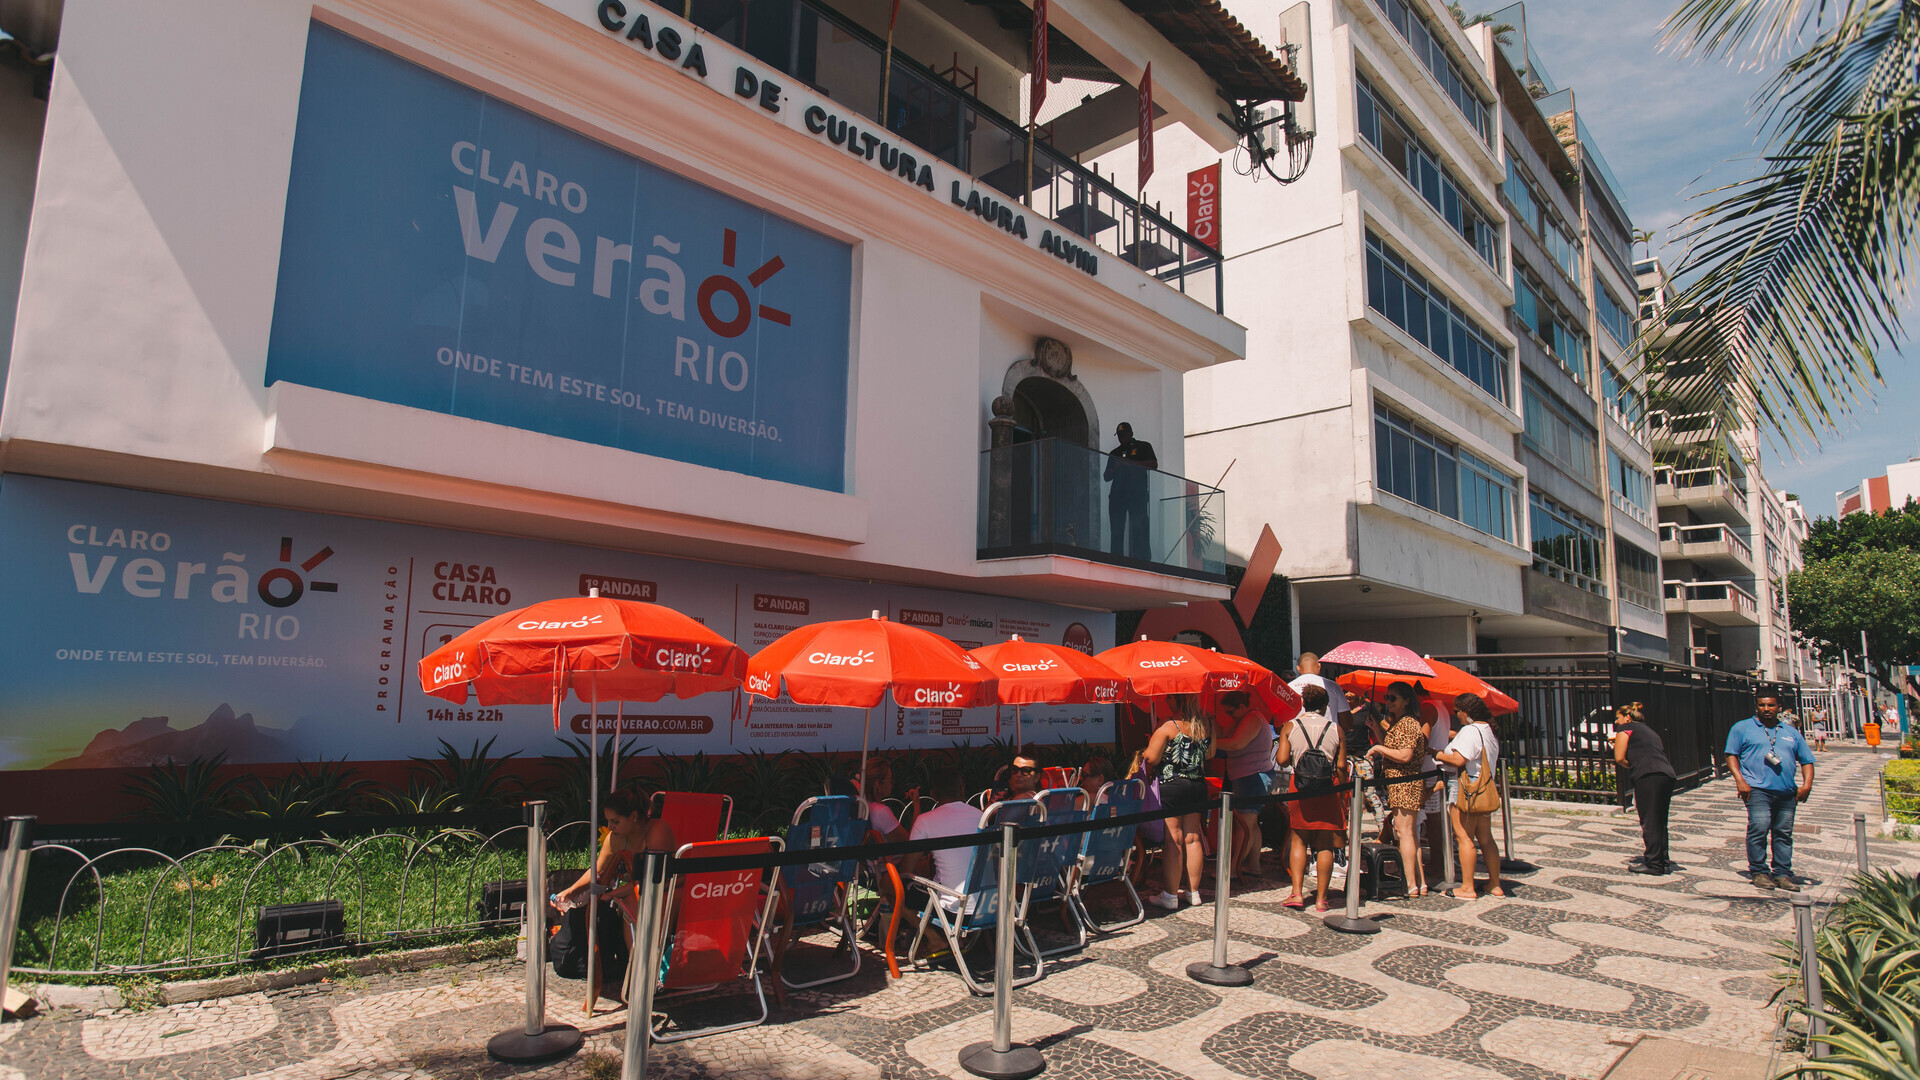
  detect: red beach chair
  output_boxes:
[646,835,783,1043]
[650,791,733,846]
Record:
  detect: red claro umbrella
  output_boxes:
[745,612,997,779]
[419,593,747,711]
[1094,638,1258,698]
[1209,651,1303,723]
[969,636,1128,751]
[1335,660,1519,717]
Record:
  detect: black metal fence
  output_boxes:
[1434,652,1795,804]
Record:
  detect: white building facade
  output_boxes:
[0,0,1296,812]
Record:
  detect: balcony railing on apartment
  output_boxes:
[1663,578,1759,624]
[1656,466,1748,504]
[670,0,1225,311]
[1658,523,1754,568]
[978,437,1227,581]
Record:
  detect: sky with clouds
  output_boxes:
[1515,0,1920,513]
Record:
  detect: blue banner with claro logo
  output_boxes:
[265,23,853,491]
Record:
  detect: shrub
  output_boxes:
[1778,871,1920,1080]
[1886,761,1920,824]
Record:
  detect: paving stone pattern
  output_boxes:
[4,747,1914,1080]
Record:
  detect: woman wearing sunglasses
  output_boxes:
[1365,681,1430,898]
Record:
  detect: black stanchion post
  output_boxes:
[488,800,582,1064]
[1792,895,1825,1059]
[1854,812,1869,876]
[1189,790,1252,986]
[1324,773,1378,935]
[960,823,1044,1079]
[621,849,667,1080]
[0,815,34,1016]
[1497,763,1534,875]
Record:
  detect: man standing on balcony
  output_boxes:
[1726,693,1815,891]
[1105,422,1157,560]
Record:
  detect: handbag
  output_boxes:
[1454,726,1501,815]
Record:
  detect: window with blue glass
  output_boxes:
[1375,402,1517,541]
[1356,76,1501,272]
[1615,540,1660,611]
[1513,262,1589,384]
[1596,283,1635,346]
[1369,0,1492,143]
[1522,371,1599,484]
[1529,489,1608,595]
[1601,363,1645,432]
[1503,153,1580,285]
[1365,230,1509,403]
[1609,447,1653,522]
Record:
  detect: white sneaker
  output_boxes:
[1149,891,1181,911]
[1187,891,1204,906]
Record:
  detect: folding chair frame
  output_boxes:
[779,795,869,990]
[905,799,1047,995]
[1029,788,1090,958]
[1070,780,1148,936]
[647,836,783,1044]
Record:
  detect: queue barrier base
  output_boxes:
[1322,912,1380,935]
[1187,960,1254,986]
[959,1040,1045,1080]
[487,1023,583,1064]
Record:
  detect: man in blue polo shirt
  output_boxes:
[1725,693,1815,891]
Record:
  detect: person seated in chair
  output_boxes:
[906,771,981,957]
[554,787,675,1012]
[998,754,1042,802]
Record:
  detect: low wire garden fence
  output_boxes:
[9,812,598,982]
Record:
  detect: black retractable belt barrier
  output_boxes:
[958,822,1044,1080]
[487,801,581,1065]
[1188,791,1252,986]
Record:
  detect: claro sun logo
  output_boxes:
[698,228,790,338]
[67,526,337,641]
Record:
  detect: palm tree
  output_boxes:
[1651,0,1919,457]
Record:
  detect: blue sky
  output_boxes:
[1518,0,1920,514]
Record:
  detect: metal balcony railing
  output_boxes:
[671,0,1225,311]
[978,437,1227,580]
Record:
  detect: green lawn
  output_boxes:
[12,831,593,982]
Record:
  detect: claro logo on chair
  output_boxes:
[690,875,756,899]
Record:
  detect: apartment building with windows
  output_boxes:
[1135,0,1525,657]
[1137,0,1664,659]
[1637,256,1812,677]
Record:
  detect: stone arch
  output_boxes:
[996,338,1100,449]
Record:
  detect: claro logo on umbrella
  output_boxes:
[517,614,606,631]
[910,682,965,706]
[808,649,876,667]
[998,659,1059,673]
[651,642,713,669]
[1137,656,1188,669]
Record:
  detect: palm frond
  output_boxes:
[1651,0,1919,451]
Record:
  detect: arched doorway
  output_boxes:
[1009,376,1090,446]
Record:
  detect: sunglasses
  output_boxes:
[1012,765,1038,774]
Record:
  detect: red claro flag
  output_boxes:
[1187,162,1221,258]
[1137,62,1154,187]
[1031,0,1048,121]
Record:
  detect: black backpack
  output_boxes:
[549,901,629,987]
[1294,718,1337,794]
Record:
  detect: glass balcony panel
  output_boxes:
[979,438,1226,579]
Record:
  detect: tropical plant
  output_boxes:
[651,750,731,796]
[789,745,847,801]
[1654,0,1920,451]
[366,776,463,817]
[727,748,800,827]
[410,737,521,811]
[539,735,648,825]
[237,758,374,821]
[121,753,243,822]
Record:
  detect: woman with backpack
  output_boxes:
[1436,692,1503,899]
[1280,683,1348,911]
[1139,693,1213,910]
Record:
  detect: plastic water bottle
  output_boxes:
[550,892,577,913]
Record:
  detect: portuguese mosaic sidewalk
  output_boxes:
[4,746,1914,1080]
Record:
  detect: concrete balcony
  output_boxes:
[1655,466,1750,526]
[1663,579,1760,626]
[1659,523,1755,576]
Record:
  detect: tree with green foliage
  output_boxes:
[1786,501,1920,680]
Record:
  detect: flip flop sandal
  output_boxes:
[1281,895,1306,909]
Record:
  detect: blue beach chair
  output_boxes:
[1029,788,1091,956]
[778,795,871,989]
[906,798,1046,994]
[1069,779,1147,934]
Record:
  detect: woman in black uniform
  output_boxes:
[1612,702,1677,875]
